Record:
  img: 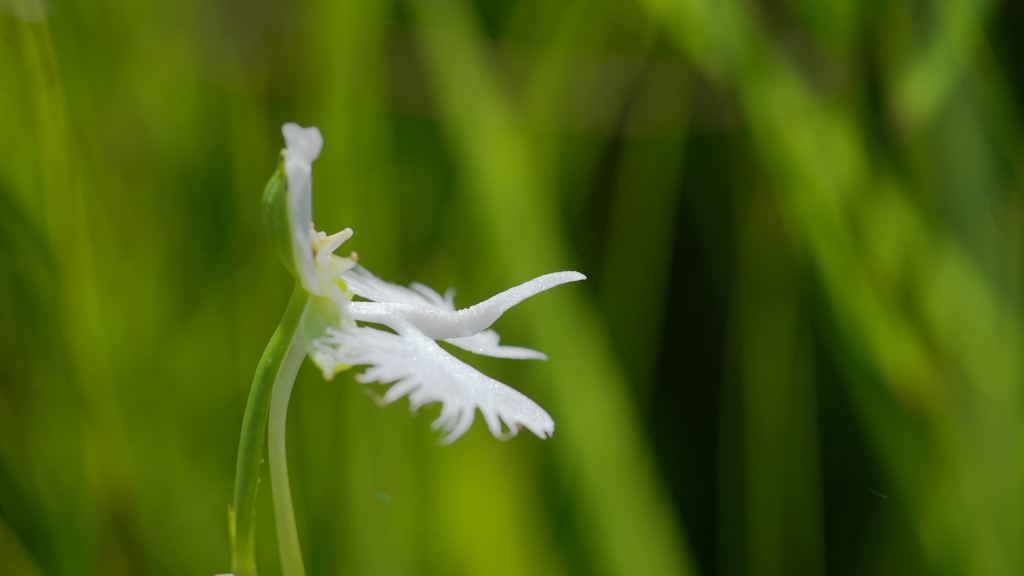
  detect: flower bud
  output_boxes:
[261,155,298,280]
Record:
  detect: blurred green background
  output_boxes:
[3,0,1024,574]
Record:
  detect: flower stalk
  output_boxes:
[268,323,309,576]
[230,287,308,576]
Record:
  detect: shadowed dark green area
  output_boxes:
[2,0,1024,574]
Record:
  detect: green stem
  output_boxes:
[231,287,308,576]
[269,322,309,576]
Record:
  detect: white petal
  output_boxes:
[282,123,323,164]
[343,267,553,359]
[446,330,547,360]
[409,282,455,311]
[342,265,446,309]
[326,326,554,444]
[282,123,323,295]
[345,271,587,340]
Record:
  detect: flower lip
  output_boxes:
[312,267,586,444]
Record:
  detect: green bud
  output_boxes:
[262,152,297,279]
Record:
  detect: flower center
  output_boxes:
[310,227,359,298]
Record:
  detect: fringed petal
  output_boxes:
[326,325,555,444]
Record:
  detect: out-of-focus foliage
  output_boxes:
[2,0,1024,574]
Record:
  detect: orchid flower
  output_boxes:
[279,123,583,439]
[228,123,585,576]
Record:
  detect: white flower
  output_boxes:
[277,123,585,444]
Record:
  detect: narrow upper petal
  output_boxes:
[282,123,323,295]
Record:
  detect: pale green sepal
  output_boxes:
[302,294,352,380]
[261,153,298,280]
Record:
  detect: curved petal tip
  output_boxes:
[282,123,323,164]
